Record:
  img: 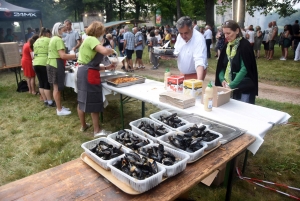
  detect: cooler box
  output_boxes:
[183,79,202,98]
[167,75,184,93]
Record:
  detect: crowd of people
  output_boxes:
[11,16,299,136]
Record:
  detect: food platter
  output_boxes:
[106,75,145,88]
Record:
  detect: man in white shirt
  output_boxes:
[174,16,208,80]
[203,25,213,58]
[155,29,162,46]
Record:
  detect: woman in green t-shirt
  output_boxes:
[77,21,117,136]
[33,27,55,107]
[47,22,77,116]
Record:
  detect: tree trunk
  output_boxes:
[135,1,141,20]
[205,0,214,28]
[176,0,181,19]
[233,0,246,28]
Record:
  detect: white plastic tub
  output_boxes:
[107,129,153,151]
[149,110,189,130]
[107,155,166,193]
[157,131,207,163]
[176,123,223,151]
[81,137,131,170]
[129,117,172,143]
[140,143,190,177]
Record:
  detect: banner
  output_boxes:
[156,9,161,26]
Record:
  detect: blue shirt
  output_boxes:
[123,31,135,50]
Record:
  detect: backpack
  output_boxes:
[16,79,29,92]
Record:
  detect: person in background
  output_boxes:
[123,26,135,72]
[199,27,204,35]
[133,27,145,69]
[77,21,117,136]
[262,22,272,58]
[33,27,55,107]
[47,22,77,116]
[193,20,200,32]
[25,27,34,42]
[253,26,263,58]
[216,26,225,60]
[292,20,300,58]
[280,24,293,61]
[204,25,213,58]
[246,25,255,46]
[35,28,40,35]
[116,28,125,69]
[163,29,171,47]
[174,16,208,80]
[267,21,278,60]
[22,35,39,95]
[215,20,258,104]
[155,29,162,46]
[63,19,81,53]
[81,26,88,41]
[4,28,15,42]
[148,30,159,69]
[0,28,4,43]
[106,34,115,50]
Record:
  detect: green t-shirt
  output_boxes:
[47,36,65,68]
[33,37,50,66]
[77,36,100,64]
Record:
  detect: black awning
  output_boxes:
[0,0,41,20]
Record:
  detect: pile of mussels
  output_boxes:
[183,124,219,142]
[113,152,159,180]
[168,134,203,153]
[137,121,169,137]
[114,130,150,151]
[157,113,186,128]
[90,140,123,160]
[138,144,179,166]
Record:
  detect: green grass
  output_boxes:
[0,46,300,200]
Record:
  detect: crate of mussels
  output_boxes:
[176,123,223,150]
[107,129,154,151]
[81,137,131,170]
[129,117,172,143]
[107,152,166,193]
[138,143,190,177]
[157,131,208,163]
[149,110,189,130]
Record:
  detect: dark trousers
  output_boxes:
[206,39,212,58]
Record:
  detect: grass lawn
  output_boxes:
[0,44,299,200]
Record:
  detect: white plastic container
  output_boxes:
[107,155,166,193]
[107,129,154,151]
[149,110,190,131]
[81,137,131,170]
[157,131,207,163]
[141,143,190,177]
[129,117,172,143]
[176,123,223,151]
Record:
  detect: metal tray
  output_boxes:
[106,75,145,88]
[179,114,246,145]
[100,70,127,83]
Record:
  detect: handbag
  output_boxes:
[16,79,29,92]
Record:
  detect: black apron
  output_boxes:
[77,53,104,113]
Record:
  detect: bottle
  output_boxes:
[203,81,214,112]
[164,68,171,90]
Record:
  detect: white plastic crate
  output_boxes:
[149,110,190,131]
[140,143,190,177]
[107,155,166,193]
[157,131,207,163]
[107,129,154,151]
[176,123,223,151]
[129,117,172,143]
[81,137,131,170]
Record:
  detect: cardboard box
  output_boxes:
[201,82,232,107]
[167,75,184,93]
[183,79,202,98]
[159,91,195,109]
[0,42,21,67]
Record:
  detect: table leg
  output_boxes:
[142,101,145,117]
[242,150,249,174]
[120,94,124,129]
[225,157,237,201]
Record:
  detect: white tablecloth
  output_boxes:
[102,79,291,155]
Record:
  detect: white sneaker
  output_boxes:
[280,58,286,61]
[62,106,70,111]
[57,109,71,116]
[294,59,299,61]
